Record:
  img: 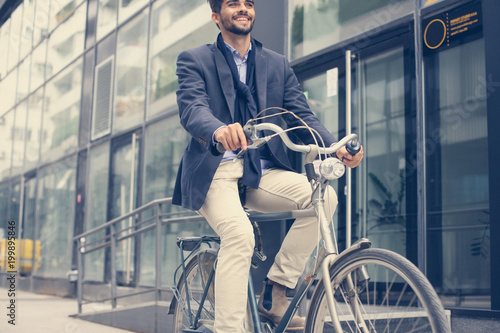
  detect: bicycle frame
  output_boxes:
[173,122,367,333]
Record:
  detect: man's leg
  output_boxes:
[198,160,255,333]
[245,168,338,288]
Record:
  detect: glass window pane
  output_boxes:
[97,0,118,41]
[301,71,341,247]
[17,55,31,101]
[41,59,82,163]
[7,4,23,71]
[49,0,84,32]
[85,142,110,282]
[31,41,48,92]
[21,176,39,275]
[288,0,413,60]
[143,118,189,204]
[33,0,50,47]
[147,0,218,119]
[109,134,141,285]
[25,89,44,170]
[425,38,490,309]
[46,2,87,77]
[114,10,148,133]
[0,111,14,181]
[12,101,28,176]
[20,0,36,60]
[119,0,148,24]
[34,155,77,277]
[0,182,9,270]
[356,48,408,255]
[0,21,9,77]
[0,69,17,114]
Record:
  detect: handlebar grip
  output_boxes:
[346,139,361,156]
[216,142,226,154]
[216,121,255,154]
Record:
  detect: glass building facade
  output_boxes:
[0,0,499,320]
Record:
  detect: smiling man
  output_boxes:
[173,0,363,331]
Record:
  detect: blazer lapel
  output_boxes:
[254,40,267,113]
[214,43,236,120]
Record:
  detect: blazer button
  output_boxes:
[198,138,207,147]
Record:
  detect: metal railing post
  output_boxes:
[110,224,117,309]
[77,237,84,314]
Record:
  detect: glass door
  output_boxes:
[299,34,416,260]
[350,38,417,262]
[107,130,141,286]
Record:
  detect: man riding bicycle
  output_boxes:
[172,1,364,331]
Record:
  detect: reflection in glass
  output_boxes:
[49,0,84,32]
[41,59,82,163]
[30,42,48,92]
[302,71,341,246]
[0,22,9,77]
[17,55,32,102]
[7,4,23,71]
[353,48,407,256]
[25,89,44,171]
[0,68,18,115]
[20,0,35,60]
[33,0,50,47]
[21,176,39,276]
[143,118,189,205]
[97,0,118,41]
[0,111,14,181]
[425,38,490,309]
[148,0,217,118]
[119,0,148,24]
[34,155,77,277]
[288,0,412,60]
[110,134,140,285]
[11,101,28,176]
[46,2,86,78]
[9,182,21,225]
[114,10,148,133]
[85,143,110,282]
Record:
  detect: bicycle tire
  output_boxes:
[305,248,450,333]
[172,249,217,333]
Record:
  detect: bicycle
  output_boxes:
[168,116,451,333]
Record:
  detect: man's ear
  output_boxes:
[211,12,220,25]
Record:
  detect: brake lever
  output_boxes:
[232,136,271,161]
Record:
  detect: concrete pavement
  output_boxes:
[0,287,132,333]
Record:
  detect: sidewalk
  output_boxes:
[0,287,132,333]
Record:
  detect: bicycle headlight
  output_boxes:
[319,158,345,180]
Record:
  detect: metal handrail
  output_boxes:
[73,196,313,314]
[73,197,199,313]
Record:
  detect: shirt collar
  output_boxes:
[224,40,252,62]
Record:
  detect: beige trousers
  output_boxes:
[198,159,338,332]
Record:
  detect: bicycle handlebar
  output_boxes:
[216,121,359,158]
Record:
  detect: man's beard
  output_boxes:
[220,14,254,35]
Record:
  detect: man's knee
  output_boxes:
[220,221,255,255]
[325,186,338,217]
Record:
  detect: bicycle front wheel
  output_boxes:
[172,249,217,333]
[305,248,450,333]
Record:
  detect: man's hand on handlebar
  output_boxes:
[336,145,364,169]
[215,123,250,152]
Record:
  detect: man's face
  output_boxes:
[213,0,255,36]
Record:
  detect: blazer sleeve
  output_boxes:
[280,57,337,147]
[176,49,227,152]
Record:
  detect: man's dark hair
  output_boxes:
[207,0,223,14]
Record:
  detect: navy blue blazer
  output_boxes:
[172,38,336,211]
